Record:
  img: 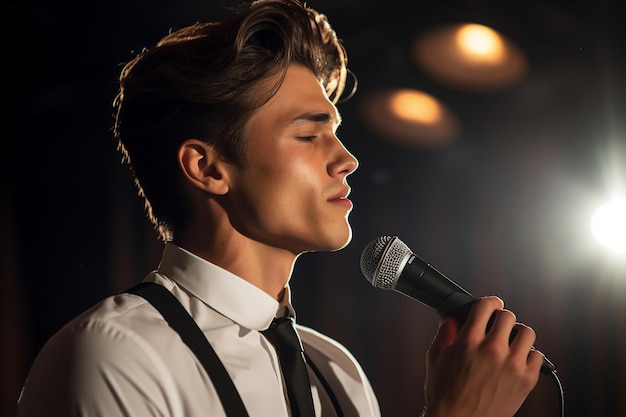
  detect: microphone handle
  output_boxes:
[396,254,556,375]
[396,254,476,315]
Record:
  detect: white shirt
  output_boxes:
[17,243,380,417]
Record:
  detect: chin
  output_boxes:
[298,224,353,253]
[328,228,353,252]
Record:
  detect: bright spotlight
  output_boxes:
[591,199,626,252]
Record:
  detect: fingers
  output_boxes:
[526,348,546,376]
[458,296,504,344]
[423,296,544,417]
[463,297,544,372]
[510,323,545,375]
[486,308,517,344]
[508,323,536,355]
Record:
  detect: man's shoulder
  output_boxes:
[297,324,360,367]
[47,289,175,354]
[297,324,381,416]
[69,289,157,326]
[18,289,210,417]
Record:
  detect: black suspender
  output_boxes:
[127,282,249,417]
[127,281,344,417]
[304,352,345,417]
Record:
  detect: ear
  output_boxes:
[177,139,231,196]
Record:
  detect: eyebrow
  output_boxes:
[289,111,342,127]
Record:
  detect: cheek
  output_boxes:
[283,162,320,197]
[263,164,321,221]
[242,145,324,212]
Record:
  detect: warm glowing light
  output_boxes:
[591,199,626,252]
[358,88,458,148]
[456,24,505,63]
[389,90,442,124]
[412,22,527,92]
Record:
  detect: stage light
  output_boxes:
[591,199,626,252]
[412,23,528,92]
[389,90,442,124]
[358,88,458,148]
[456,24,504,63]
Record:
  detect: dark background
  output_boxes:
[2,0,625,416]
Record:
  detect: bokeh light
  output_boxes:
[456,24,505,64]
[412,22,528,92]
[359,88,458,148]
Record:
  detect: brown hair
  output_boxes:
[113,0,351,241]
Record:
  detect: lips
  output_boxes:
[328,186,351,201]
[328,187,353,210]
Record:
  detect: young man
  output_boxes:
[17,1,544,416]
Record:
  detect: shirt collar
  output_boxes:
[156,242,291,330]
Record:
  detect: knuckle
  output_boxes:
[515,323,537,339]
[481,295,504,308]
[498,309,517,322]
[521,367,541,389]
[482,340,508,360]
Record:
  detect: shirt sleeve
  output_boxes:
[17,318,181,417]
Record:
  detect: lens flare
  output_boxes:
[591,199,626,252]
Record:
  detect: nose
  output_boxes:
[329,135,359,178]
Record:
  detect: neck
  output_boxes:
[173,233,299,302]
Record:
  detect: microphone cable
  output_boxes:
[548,369,565,417]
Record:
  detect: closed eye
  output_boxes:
[296,135,317,142]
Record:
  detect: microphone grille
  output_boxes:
[360,235,411,290]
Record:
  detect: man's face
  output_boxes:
[224,64,358,255]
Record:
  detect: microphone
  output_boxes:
[360,235,556,375]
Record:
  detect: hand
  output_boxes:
[422,296,544,417]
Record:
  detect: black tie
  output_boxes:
[262,317,315,417]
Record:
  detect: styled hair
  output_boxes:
[113,0,352,241]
